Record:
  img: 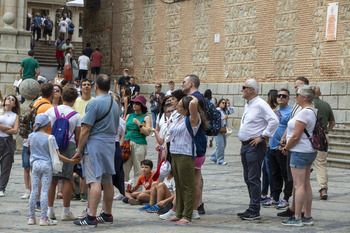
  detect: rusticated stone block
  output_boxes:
[224,64,254,79]
[144,0,155,5]
[194,0,211,10]
[333,110,346,123]
[165,28,181,41]
[338,96,350,110]
[122,23,133,34]
[340,58,350,76]
[166,3,181,14]
[322,96,338,108]
[233,95,245,107]
[311,43,324,57]
[276,30,296,44]
[142,31,156,43]
[339,41,350,56]
[226,4,256,20]
[225,35,255,48]
[166,41,179,53]
[121,11,135,23]
[123,0,134,10]
[121,34,133,45]
[164,54,180,65]
[142,56,155,67]
[165,66,179,80]
[167,15,180,28]
[274,82,290,92]
[224,49,257,62]
[331,82,347,95]
[277,0,297,11]
[144,19,154,31]
[0,62,6,73]
[314,26,323,41]
[143,44,154,55]
[122,46,132,57]
[274,61,294,77]
[0,74,16,83]
[272,46,298,59]
[120,57,134,67]
[224,18,258,35]
[198,83,208,94]
[261,83,275,95]
[6,63,19,73]
[274,13,299,29]
[142,68,153,81]
[340,5,350,21]
[192,51,210,63]
[194,38,208,51]
[315,81,331,95]
[344,23,350,38]
[144,6,157,18]
[226,0,254,5]
[207,83,218,93]
[217,83,228,95]
[193,25,209,37]
[193,65,207,79]
[195,11,209,24]
[228,83,240,95]
[313,8,325,24]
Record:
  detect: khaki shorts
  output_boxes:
[84,155,112,184]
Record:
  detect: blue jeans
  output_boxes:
[261,147,274,196]
[22,146,30,168]
[151,111,157,129]
[210,133,226,164]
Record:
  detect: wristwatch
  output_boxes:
[139,124,143,129]
[283,148,288,152]
[259,135,264,140]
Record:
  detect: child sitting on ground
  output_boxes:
[139,172,175,213]
[124,159,156,205]
[27,113,79,226]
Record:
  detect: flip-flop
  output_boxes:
[176,219,192,226]
[165,217,181,222]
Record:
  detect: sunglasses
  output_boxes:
[221,102,226,104]
[277,94,288,98]
[6,96,15,101]
[242,86,251,90]
[54,89,61,92]
[58,73,62,75]
[156,86,161,88]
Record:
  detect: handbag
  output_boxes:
[219,126,227,133]
[226,126,233,137]
[121,139,131,163]
[48,135,63,174]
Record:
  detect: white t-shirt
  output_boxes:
[115,117,125,142]
[286,108,317,153]
[0,110,17,137]
[163,176,176,195]
[59,20,67,33]
[156,113,170,129]
[165,90,173,96]
[61,17,71,24]
[78,55,90,70]
[45,105,82,143]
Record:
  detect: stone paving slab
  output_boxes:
[0,133,350,233]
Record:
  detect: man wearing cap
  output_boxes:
[116,69,130,94]
[237,78,279,221]
[72,74,119,226]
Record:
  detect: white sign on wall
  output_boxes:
[214,34,220,43]
[325,2,338,41]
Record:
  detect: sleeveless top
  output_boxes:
[125,113,147,145]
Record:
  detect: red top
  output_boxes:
[136,172,156,190]
[90,51,103,67]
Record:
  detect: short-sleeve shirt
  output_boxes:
[44,19,53,30]
[82,94,119,136]
[118,76,130,90]
[90,51,103,67]
[164,176,176,195]
[129,84,140,96]
[45,105,82,143]
[0,110,17,137]
[28,132,58,166]
[33,98,53,134]
[78,55,90,70]
[55,38,66,51]
[313,98,335,134]
[20,57,39,80]
[136,172,155,190]
[84,48,93,58]
[32,17,42,28]
[73,96,94,119]
[269,106,292,150]
[59,20,67,33]
[62,43,74,55]
[286,108,317,153]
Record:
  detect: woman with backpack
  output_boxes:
[166,96,208,225]
[0,94,20,197]
[281,85,317,227]
[209,98,234,165]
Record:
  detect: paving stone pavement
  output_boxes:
[0,131,349,233]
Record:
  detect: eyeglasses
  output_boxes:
[242,86,251,90]
[6,96,15,101]
[54,89,60,92]
[277,94,288,99]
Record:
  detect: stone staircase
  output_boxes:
[33,40,82,67]
[327,124,350,169]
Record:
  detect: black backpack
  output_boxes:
[304,108,328,152]
[203,98,221,136]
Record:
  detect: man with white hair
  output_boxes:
[237,79,279,220]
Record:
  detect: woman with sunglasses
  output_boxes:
[54,71,64,85]
[52,84,63,107]
[209,98,234,165]
[281,85,317,227]
[0,95,20,197]
[123,95,151,195]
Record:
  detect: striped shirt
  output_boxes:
[169,115,201,157]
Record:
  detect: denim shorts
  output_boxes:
[22,146,30,168]
[290,151,317,169]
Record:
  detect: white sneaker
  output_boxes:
[192,209,200,219]
[113,193,124,200]
[77,209,88,219]
[159,209,176,220]
[48,212,56,220]
[27,217,36,225]
[0,191,5,197]
[39,218,57,226]
[61,211,76,221]
[21,192,30,199]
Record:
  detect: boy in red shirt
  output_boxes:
[124,160,156,205]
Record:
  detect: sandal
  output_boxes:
[165,217,181,222]
[176,219,192,226]
[57,191,63,199]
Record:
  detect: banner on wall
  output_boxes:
[325,2,338,41]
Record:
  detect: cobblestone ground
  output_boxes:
[0,132,349,233]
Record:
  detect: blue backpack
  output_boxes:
[51,107,77,150]
[185,116,207,158]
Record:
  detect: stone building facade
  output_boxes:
[83,0,350,126]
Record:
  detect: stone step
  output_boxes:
[327,157,350,169]
[329,128,350,136]
[327,149,350,160]
[328,142,350,151]
[328,134,350,143]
